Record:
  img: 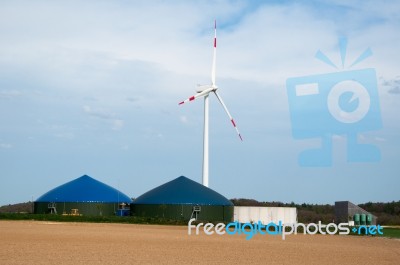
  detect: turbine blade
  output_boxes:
[214,91,242,141]
[211,19,217,87]
[179,88,213,105]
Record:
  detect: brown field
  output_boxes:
[0,220,399,265]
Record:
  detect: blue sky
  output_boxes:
[0,0,399,205]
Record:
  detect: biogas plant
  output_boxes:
[33,174,297,224]
[34,173,376,228]
[34,21,376,226]
[33,174,232,221]
[34,174,236,222]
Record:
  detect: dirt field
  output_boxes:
[0,221,399,265]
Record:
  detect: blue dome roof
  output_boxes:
[132,176,233,206]
[35,175,131,203]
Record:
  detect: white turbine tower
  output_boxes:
[179,20,242,187]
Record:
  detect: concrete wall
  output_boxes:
[233,206,297,224]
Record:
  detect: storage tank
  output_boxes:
[353,214,360,225]
[34,175,132,216]
[360,214,366,225]
[366,214,372,225]
[131,176,233,222]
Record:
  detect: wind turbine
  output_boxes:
[179,20,242,187]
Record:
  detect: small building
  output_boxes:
[130,176,233,222]
[233,206,297,224]
[34,175,132,216]
[335,201,377,225]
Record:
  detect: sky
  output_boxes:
[0,0,399,205]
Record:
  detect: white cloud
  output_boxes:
[180,115,188,124]
[0,143,12,149]
[381,76,400,94]
[0,90,22,99]
[83,105,116,120]
[121,144,129,150]
[332,135,345,141]
[54,132,75,140]
[112,119,124,131]
[83,105,125,131]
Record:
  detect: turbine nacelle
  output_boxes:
[196,84,218,93]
